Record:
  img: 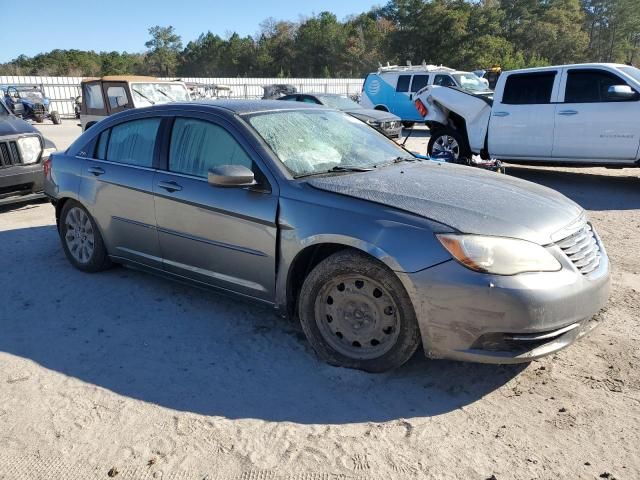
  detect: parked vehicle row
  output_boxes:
[414,63,640,167]
[44,100,610,372]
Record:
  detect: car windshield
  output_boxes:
[17,88,44,101]
[453,73,489,92]
[317,95,362,110]
[130,82,190,106]
[248,110,413,177]
[619,66,640,84]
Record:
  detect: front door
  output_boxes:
[488,70,559,159]
[154,116,278,301]
[553,68,640,161]
[79,117,162,268]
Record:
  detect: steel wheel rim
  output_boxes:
[64,207,95,264]
[314,274,401,360]
[432,135,460,160]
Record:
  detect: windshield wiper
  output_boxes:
[330,165,375,172]
[156,89,176,102]
[132,88,155,105]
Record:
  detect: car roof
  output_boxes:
[184,99,328,115]
[505,63,631,75]
[81,75,182,84]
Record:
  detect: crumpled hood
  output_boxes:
[0,114,38,136]
[308,162,583,245]
[344,108,400,123]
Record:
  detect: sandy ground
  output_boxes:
[0,121,639,479]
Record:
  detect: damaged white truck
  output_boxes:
[415,63,640,166]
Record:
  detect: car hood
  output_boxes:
[307,162,583,245]
[0,114,38,136]
[344,108,400,123]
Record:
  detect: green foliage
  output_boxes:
[0,1,637,78]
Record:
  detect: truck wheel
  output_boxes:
[51,111,61,125]
[428,127,470,162]
[298,250,421,373]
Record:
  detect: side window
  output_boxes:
[302,97,320,104]
[106,118,161,167]
[411,75,430,92]
[502,72,556,105]
[106,86,129,109]
[169,118,253,177]
[434,75,456,87]
[396,75,411,93]
[565,69,635,103]
[280,96,298,101]
[95,129,110,159]
[84,83,104,110]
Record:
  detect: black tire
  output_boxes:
[51,111,61,125]
[427,126,471,162]
[59,200,112,272]
[402,121,415,129]
[34,114,44,123]
[298,250,421,373]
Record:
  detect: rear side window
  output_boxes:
[396,75,411,92]
[411,75,430,92]
[169,118,253,177]
[502,72,556,105]
[106,118,161,167]
[565,69,635,103]
[84,83,104,110]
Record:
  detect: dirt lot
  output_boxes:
[0,120,639,479]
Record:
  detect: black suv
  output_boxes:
[0,99,56,206]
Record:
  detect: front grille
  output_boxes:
[556,222,601,275]
[0,141,22,168]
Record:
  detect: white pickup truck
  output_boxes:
[414,63,640,166]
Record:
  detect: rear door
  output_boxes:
[79,116,163,268]
[392,74,429,121]
[488,70,559,159]
[553,68,640,161]
[153,115,278,301]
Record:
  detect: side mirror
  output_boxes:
[607,85,636,100]
[116,96,128,107]
[208,165,256,187]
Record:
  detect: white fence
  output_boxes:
[0,76,365,118]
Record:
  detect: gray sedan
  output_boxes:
[44,101,610,372]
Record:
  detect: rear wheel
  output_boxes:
[427,126,471,162]
[59,201,111,272]
[298,250,420,372]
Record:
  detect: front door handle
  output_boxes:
[493,111,510,117]
[158,180,183,193]
[558,110,578,116]
[88,166,105,176]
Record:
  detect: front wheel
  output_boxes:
[298,250,421,372]
[59,201,112,272]
[51,111,61,125]
[427,127,471,162]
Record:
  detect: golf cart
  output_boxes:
[3,85,61,124]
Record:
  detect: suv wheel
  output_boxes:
[298,250,420,372]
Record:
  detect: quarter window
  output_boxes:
[411,75,430,92]
[502,72,556,105]
[169,118,253,177]
[565,69,636,103]
[84,83,104,110]
[106,118,161,167]
[396,75,411,93]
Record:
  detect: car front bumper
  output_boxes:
[0,163,44,205]
[399,238,610,364]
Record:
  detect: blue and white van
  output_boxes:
[360,64,490,123]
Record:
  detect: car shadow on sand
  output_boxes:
[0,224,525,425]
[507,166,640,211]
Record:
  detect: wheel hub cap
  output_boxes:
[64,207,95,264]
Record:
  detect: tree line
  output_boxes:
[1,0,638,79]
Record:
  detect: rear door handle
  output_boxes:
[88,166,105,176]
[493,111,510,117]
[558,110,578,116]
[158,180,183,193]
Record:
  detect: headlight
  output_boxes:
[437,234,561,275]
[17,136,42,164]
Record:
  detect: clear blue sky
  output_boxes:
[0,0,382,62]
